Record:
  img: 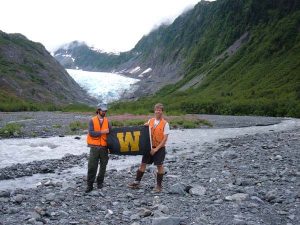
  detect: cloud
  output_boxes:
[0,0,202,52]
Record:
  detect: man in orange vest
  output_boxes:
[85,103,111,193]
[128,103,170,192]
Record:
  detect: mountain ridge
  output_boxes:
[54,0,300,117]
[0,31,95,111]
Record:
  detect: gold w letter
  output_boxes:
[117,131,141,152]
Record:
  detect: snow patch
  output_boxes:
[129,66,141,74]
[137,68,152,77]
[141,68,152,74]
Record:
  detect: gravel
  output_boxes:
[0,113,299,225]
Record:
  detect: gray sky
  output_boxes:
[0,0,204,52]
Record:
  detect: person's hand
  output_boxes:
[101,129,109,134]
[150,148,157,156]
[144,123,149,126]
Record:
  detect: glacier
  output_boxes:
[67,69,140,102]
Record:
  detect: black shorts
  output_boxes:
[142,147,166,166]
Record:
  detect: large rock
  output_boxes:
[0,190,10,198]
[137,208,152,217]
[168,183,186,195]
[265,190,277,202]
[152,216,186,225]
[13,194,26,204]
[225,193,249,201]
[189,186,206,196]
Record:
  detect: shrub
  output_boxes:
[0,123,23,137]
[69,121,88,132]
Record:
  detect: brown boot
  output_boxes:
[128,170,144,189]
[153,173,163,192]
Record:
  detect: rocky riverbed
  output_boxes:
[0,114,299,225]
[0,112,282,138]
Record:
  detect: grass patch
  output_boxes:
[69,121,88,132]
[110,116,212,129]
[52,124,62,129]
[0,123,23,137]
[111,119,146,127]
[169,118,212,129]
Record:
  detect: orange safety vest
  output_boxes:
[86,116,109,147]
[149,118,167,147]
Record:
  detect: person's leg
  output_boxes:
[129,152,154,188]
[155,165,164,192]
[153,147,166,192]
[97,148,109,188]
[86,147,100,192]
[139,163,147,172]
[157,164,164,174]
[128,162,146,188]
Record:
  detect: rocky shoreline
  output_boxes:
[0,112,283,139]
[0,116,299,225]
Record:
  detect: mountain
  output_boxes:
[55,0,300,117]
[54,41,135,72]
[0,31,95,111]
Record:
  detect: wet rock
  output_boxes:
[13,194,26,204]
[122,210,132,216]
[0,190,10,198]
[7,207,19,214]
[126,193,134,199]
[168,183,186,195]
[265,190,277,202]
[40,164,54,173]
[225,193,249,201]
[137,208,152,217]
[133,199,141,206]
[34,206,45,215]
[250,196,264,204]
[157,205,169,214]
[222,150,238,159]
[45,193,56,201]
[30,211,41,220]
[131,222,140,225]
[189,185,206,196]
[130,214,140,221]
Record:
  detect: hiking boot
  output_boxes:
[128,181,141,189]
[153,173,164,193]
[97,183,103,189]
[85,185,93,193]
[153,185,162,193]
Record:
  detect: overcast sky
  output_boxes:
[0,0,205,53]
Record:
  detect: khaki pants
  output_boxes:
[87,147,109,185]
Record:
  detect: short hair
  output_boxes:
[154,103,164,111]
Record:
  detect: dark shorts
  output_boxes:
[142,147,166,166]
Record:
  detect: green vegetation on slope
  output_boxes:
[0,31,93,110]
[110,0,300,118]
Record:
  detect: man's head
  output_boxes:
[154,103,164,119]
[96,103,108,117]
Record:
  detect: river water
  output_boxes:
[0,118,299,190]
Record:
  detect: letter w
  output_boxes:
[117,131,140,152]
